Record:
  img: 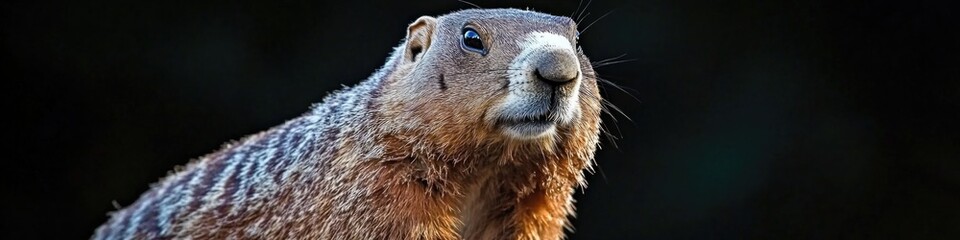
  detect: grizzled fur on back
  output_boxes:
[94,8,603,240]
[93,59,389,239]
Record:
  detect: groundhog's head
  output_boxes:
[377,9,601,159]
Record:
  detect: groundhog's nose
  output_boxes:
[532,48,580,86]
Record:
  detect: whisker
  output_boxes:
[579,10,614,35]
[593,58,637,68]
[456,0,481,8]
[591,53,628,65]
[578,84,625,145]
[577,12,592,26]
[570,0,585,19]
[590,74,641,104]
[590,74,634,152]
[595,90,627,143]
[576,0,594,23]
[602,98,631,121]
[599,121,620,149]
[591,53,639,69]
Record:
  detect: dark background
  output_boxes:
[4,0,958,239]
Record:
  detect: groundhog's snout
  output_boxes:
[492,32,584,139]
[532,48,580,86]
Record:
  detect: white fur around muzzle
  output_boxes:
[492,32,582,139]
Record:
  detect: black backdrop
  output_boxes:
[4,0,958,239]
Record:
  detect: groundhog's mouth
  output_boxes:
[501,113,550,124]
[496,113,557,139]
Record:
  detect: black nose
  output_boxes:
[532,48,580,86]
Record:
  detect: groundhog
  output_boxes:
[94,8,603,240]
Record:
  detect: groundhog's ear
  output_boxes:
[405,16,436,63]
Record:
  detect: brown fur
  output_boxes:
[94,8,601,240]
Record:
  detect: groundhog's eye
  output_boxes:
[461,28,485,54]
